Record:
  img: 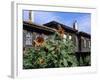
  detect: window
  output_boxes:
[44,35,48,40]
[81,37,86,48]
[69,35,72,40]
[86,40,89,48]
[25,32,32,46]
[74,36,77,46]
[63,34,67,39]
[85,39,91,48]
[23,30,26,47]
[84,39,86,48]
[88,41,91,48]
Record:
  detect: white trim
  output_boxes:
[69,35,72,40]
[11,1,97,78]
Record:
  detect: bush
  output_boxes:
[23,32,78,69]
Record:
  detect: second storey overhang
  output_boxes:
[78,31,91,39]
[23,21,55,35]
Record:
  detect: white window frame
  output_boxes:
[25,32,33,46]
[69,35,72,40]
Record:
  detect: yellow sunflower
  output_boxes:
[33,36,45,47]
[56,25,65,38]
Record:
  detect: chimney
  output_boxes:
[29,10,34,23]
[73,20,78,30]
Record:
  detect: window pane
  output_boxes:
[89,41,91,48]
[84,39,86,48]
[25,32,32,45]
[69,35,72,40]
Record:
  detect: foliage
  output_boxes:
[80,55,91,66]
[23,32,78,69]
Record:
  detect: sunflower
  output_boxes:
[39,58,45,64]
[56,25,65,38]
[33,35,45,47]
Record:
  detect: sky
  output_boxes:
[23,10,91,34]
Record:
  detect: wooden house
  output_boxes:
[23,20,91,53]
[23,20,91,66]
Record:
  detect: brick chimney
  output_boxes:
[73,20,78,30]
[29,10,34,23]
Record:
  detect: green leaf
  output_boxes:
[23,31,79,69]
[63,58,68,67]
[49,47,55,51]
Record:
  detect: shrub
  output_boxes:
[23,32,78,69]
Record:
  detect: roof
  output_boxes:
[78,31,91,38]
[23,21,91,38]
[44,21,91,38]
[23,21,55,35]
[43,21,78,33]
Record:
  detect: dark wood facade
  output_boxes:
[23,21,55,47]
[43,21,91,53]
[23,21,91,66]
[23,21,91,53]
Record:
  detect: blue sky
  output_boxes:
[23,10,91,34]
